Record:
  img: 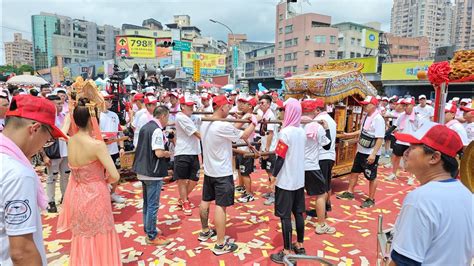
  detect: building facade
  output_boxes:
[333,22,381,60]
[226,41,273,81]
[390,0,456,57]
[454,0,474,50]
[385,33,430,62]
[32,12,119,70]
[4,33,33,67]
[275,1,339,76]
[245,45,275,79]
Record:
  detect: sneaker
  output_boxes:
[213,242,238,256]
[178,199,195,209]
[315,223,336,234]
[47,202,57,213]
[111,193,126,203]
[384,153,390,158]
[146,236,171,246]
[132,182,142,188]
[235,186,246,193]
[270,250,287,264]
[264,195,275,205]
[385,173,397,181]
[305,209,317,217]
[182,201,192,216]
[336,191,354,200]
[407,177,415,186]
[262,192,273,199]
[291,243,306,255]
[238,193,255,203]
[197,229,217,242]
[361,198,375,208]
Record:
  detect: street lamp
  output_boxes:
[209,18,237,90]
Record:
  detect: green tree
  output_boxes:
[0,65,17,74]
[18,64,34,74]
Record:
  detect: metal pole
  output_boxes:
[209,19,236,90]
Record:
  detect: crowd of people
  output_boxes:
[0,81,472,265]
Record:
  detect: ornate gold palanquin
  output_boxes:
[285,62,378,176]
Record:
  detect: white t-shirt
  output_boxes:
[276,126,306,191]
[395,113,423,146]
[55,113,68,158]
[0,154,47,266]
[464,122,474,142]
[448,121,470,146]
[200,121,243,177]
[100,111,121,155]
[132,108,147,147]
[316,112,337,161]
[258,109,279,152]
[168,104,181,124]
[174,112,200,156]
[391,179,473,265]
[133,110,153,147]
[201,105,213,112]
[357,113,385,155]
[303,122,330,171]
[414,104,434,122]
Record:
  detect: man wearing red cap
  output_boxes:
[234,96,258,203]
[198,95,257,255]
[300,100,335,235]
[131,93,146,148]
[1,95,68,265]
[414,94,434,122]
[390,122,471,265]
[386,97,422,185]
[100,91,126,204]
[461,104,474,142]
[444,102,469,146]
[337,96,385,208]
[0,90,10,132]
[174,96,201,216]
[199,93,213,112]
[167,92,180,123]
[134,95,158,148]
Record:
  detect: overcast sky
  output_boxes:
[0,0,393,64]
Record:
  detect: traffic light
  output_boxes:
[157,41,175,48]
[193,60,201,82]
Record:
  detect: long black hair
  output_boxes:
[73,97,99,128]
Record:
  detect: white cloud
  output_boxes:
[0,0,393,65]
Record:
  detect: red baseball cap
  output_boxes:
[444,102,457,113]
[168,92,179,98]
[403,97,416,105]
[360,96,379,106]
[179,96,195,106]
[201,93,211,100]
[6,95,68,139]
[133,93,144,102]
[212,95,230,107]
[276,99,284,109]
[394,122,462,158]
[301,99,324,112]
[238,96,257,107]
[144,95,158,104]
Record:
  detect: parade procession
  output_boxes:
[0,0,473,265]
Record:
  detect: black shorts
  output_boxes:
[392,143,409,157]
[260,154,276,173]
[235,154,254,176]
[350,152,380,181]
[202,175,234,207]
[389,135,397,149]
[319,160,334,192]
[111,153,121,169]
[304,170,327,196]
[274,186,305,218]
[174,155,200,181]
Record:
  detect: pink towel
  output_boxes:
[302,115,320,140]
[364,110,380,130]
[0,133,48,210]
[283,98,302,128]
[399,111,415,130]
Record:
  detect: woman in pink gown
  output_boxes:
[58,97,122,265]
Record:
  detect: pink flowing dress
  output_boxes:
[57,160,122,266]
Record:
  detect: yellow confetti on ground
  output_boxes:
[342,244,355,248]
[332,232,344,238]
[346,258,353,265]
[340,205,351,210]
[324,246,340,254]
[262,250,268,257]
[322,240,334,247]
[219,260,225,266]
[362,232,371,237]
[324,255,340,261]
[349,225,362,229]
[186,250,195,257]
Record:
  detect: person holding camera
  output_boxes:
[337,96,385,208]
[43,94,70,213]
[132,105,172,246]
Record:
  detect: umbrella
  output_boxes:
[6,75,48,86]
[222,84,234,91]
[199,81,222,89]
